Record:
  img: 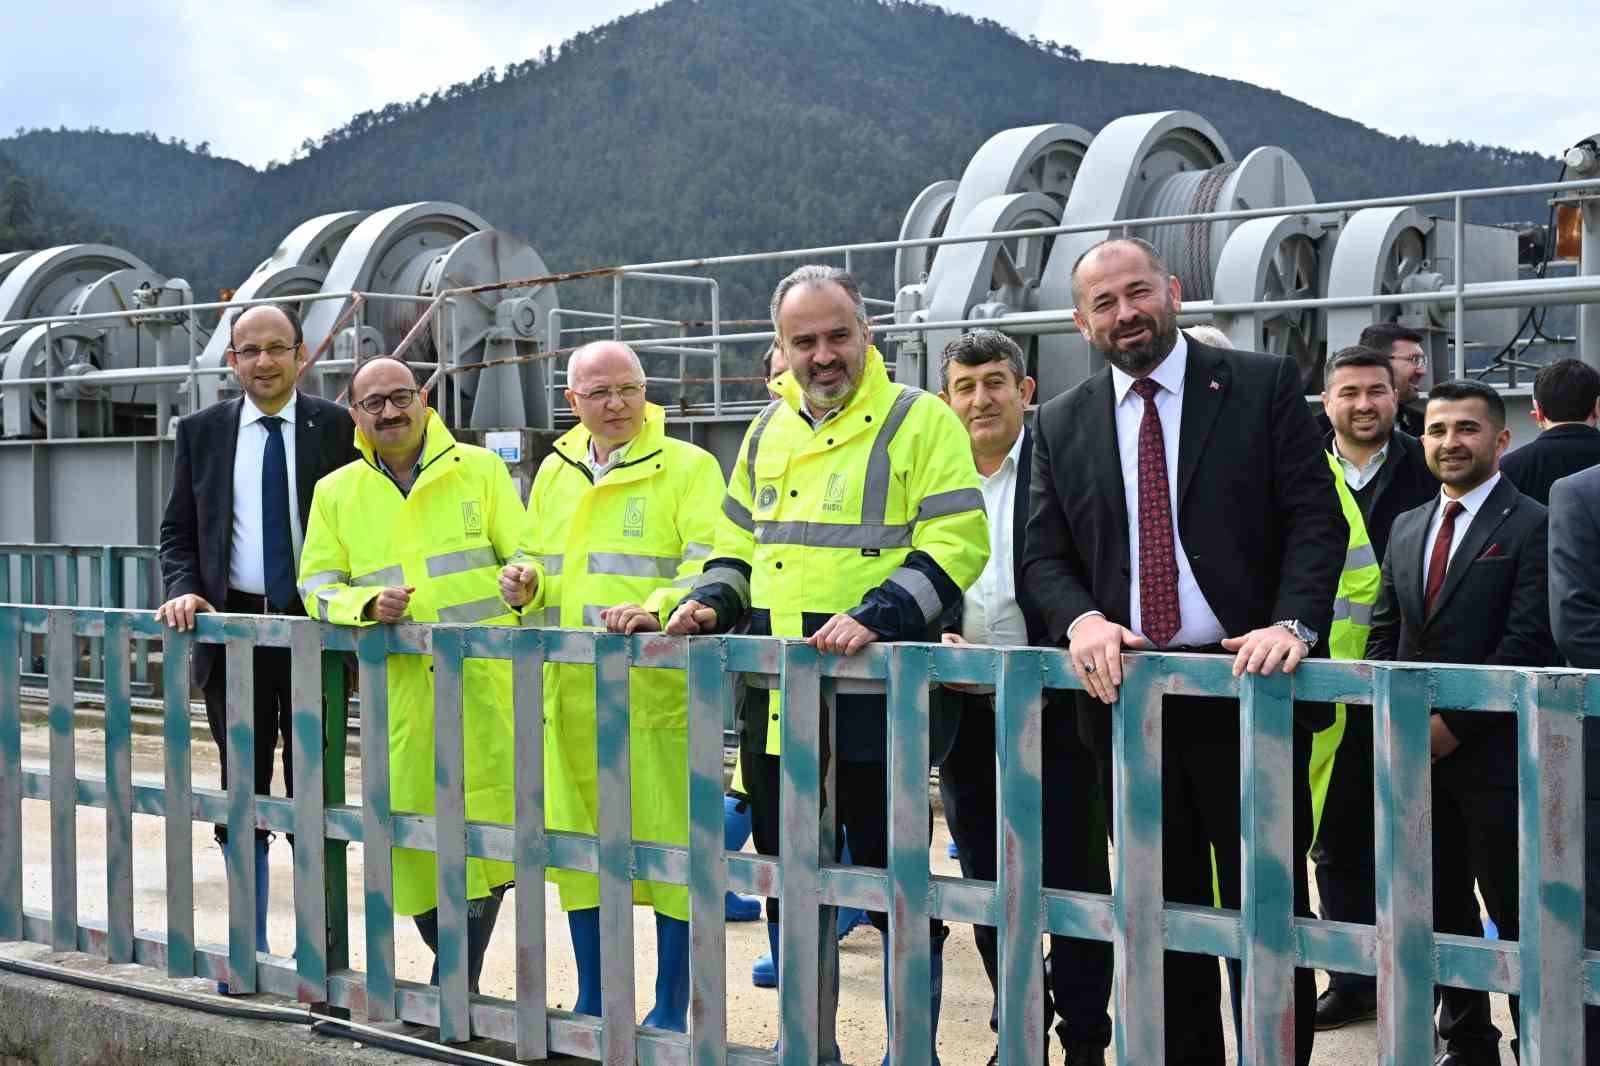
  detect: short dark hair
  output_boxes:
[1323,345,1396,388]
[1357,323,1424,354]
[1533,358,1600,422]
[939,329,1026,389]
[1069,237,1169,307]
[228,302,304,350]
[1428,379,1505,428]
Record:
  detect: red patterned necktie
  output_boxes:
[1423,500,1464,616]
[1131,378,1180,647]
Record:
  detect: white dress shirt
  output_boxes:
[1105,332,1226,647]
[588,437,632,480]
[228,394,302,595]
[1422,472,1502,583]
[1332,438,1390,491]
[962,431,1029,649]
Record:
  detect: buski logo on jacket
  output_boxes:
[461,500,483,537]
[823,473,846,512]
[624,496,647,537]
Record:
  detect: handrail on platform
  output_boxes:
[0,604,1594,1064]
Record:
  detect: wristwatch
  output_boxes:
[1273,619,1317,647]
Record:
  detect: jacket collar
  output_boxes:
[769,345,892,423]
[552,402,667,478]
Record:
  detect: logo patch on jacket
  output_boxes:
[624,496,646,537]
[823,473,846,512]
[461,501,483,537]
[757,484,778,510]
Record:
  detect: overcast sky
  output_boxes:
[3,1,1592,170]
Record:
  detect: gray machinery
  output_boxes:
[192,209,372,408]
[291,201,558,429]
[193,201,560,427]
[0,244,198,438]
[892,110,1525,399]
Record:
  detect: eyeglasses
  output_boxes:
[572,382,645,404]
[230,342,298,361]
[1390,353,1428,368]
[354,388,420,415]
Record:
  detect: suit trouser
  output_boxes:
[1149,696,1317,1066]
[938,691,1113,1050]
[740,724,944,940]
[1310,705,1377,1000]
[1433,754,1520,1061]
[202,643,294,846]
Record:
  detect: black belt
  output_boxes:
[225,589,305,617]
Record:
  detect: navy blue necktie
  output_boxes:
[260,416,297,610]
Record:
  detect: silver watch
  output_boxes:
[1274,619,1317,646]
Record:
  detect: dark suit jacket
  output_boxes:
[1366,475,1558,784]
[1548,464,1600,796]
[159,392,359,688]
[1325,428,1436,563]
[1500,422,1600,506]
[1021,339,1347,748]
[937,427,1081,755]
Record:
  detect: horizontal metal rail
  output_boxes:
[0,604,1594,1063]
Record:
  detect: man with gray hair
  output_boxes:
[669,265,989,1063]
[502,339,726,1033]
[937,329,1112,1066]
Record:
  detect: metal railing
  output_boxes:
[0,604,1595,1064]
[0,546,160,694]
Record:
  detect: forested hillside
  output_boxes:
[0,0,1558,317]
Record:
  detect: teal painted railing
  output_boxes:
[0,546,160,693]
[1,603,1594,1064]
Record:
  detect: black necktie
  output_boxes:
[260,416,296,610]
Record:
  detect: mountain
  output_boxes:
[0,151,131,253]
[0,0,1559,322]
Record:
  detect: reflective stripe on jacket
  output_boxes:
[522,403,725,919]
[694,345,988,753]
[298,409,531,916]
[1309,450,1381,840]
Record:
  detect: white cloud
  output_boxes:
[1026,0,1595,159]
[2,0,1593,169]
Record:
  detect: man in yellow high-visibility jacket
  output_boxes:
[299,357,533,994]
[501,340,724,1033]
[667,266,989,1064]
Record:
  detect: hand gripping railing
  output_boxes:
[0,604,1594,1064]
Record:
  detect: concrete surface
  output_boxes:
[0,942,430,1065]
[13,719,1517,1064]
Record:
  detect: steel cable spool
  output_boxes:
[1142,163,1240,299]
[383,247,448,365]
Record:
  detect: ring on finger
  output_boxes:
[1082,661,1096,674]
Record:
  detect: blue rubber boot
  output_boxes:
[216,837,271,995]
[724,795,762,921]
[880,927,947,1066]
[253,836,271,956]
[642,913,691,1032]
[835,833,869,939]
[752,919,780,988]
[567,908,603,1017]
